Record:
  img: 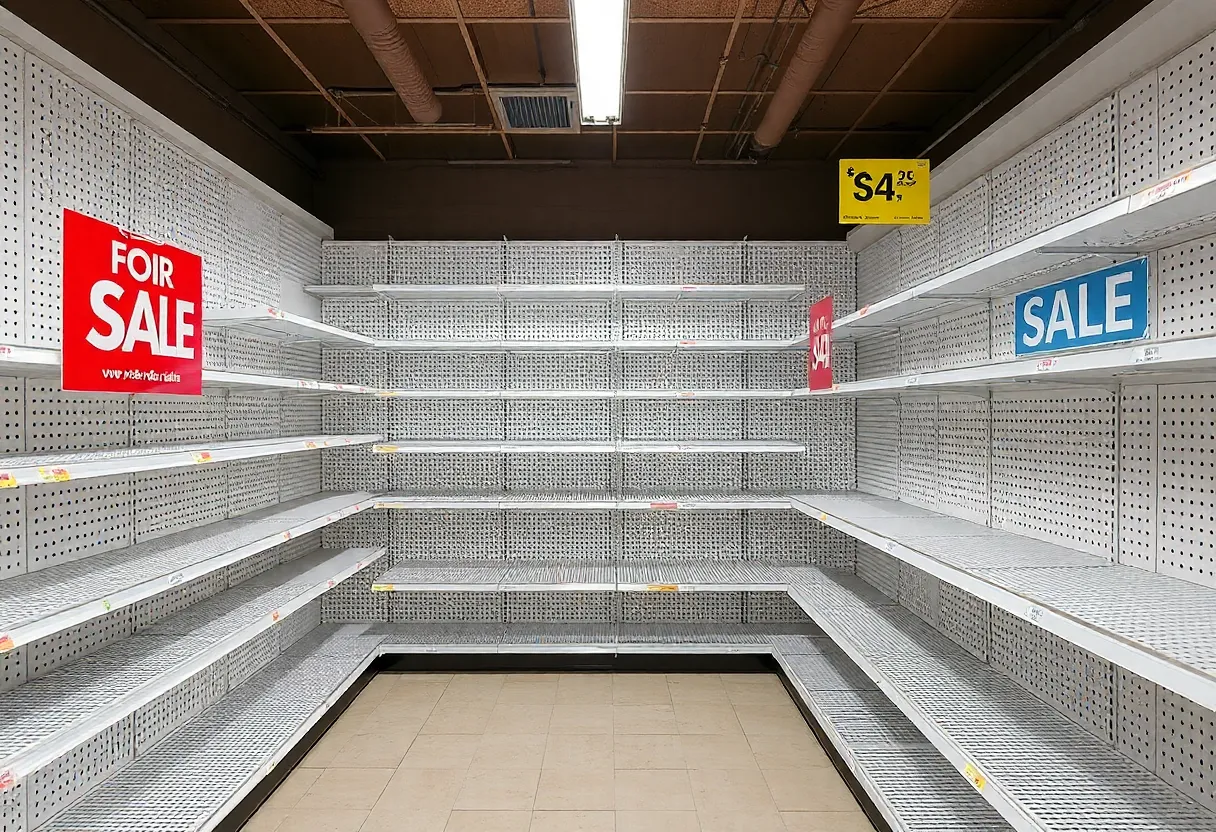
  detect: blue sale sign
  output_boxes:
[1014,258,1150,356]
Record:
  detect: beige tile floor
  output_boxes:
[241,672,877,832]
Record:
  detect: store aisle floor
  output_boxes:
[241,672,876,832]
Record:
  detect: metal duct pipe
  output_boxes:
[751,0,862,152]
[341,0,442,124]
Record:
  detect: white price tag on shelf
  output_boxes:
[1035,358,1057,372]
[904,375,919,386]
[38,466,71,483]
[192,451,213,464]
[168,573,183,586]
[1136,346,1161,364]
[1025,604,1045,624]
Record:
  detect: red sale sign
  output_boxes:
[62,209,202,395]
[808,295,833,391]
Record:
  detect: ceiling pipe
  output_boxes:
[750,0,862,153]
[341,0,442,124]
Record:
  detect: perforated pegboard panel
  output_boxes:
[856,332,900,381]
[897,562,940,627]
[0,643,27,693]
[937,580,989,661]
[506,352,609,389]
[391,399,503,441]
[937,305,991,370]
[990,296,1017,362]
[748,243,854,308]
[620,592,743,623]
[24,55,131,347]
[505,511,614,559]
[508,400,612,441]
[1158,382,1216,586]
[624,400,742,441]
[989,96,1117,249]
[133,663,226,755]
[27,719,132,827]
[281,342,322,380]
[322,241,387,285]
[130,122,176,245]
[1159,30,1216,181]
[224,333,282,377]
[0,779,23,832]
[279,451,322,502]
[988,605,1046,696]
[27,608,133,679]
[855,543,899,599]
[623,301,741,339]
[857,399,899,499]
[223,182,279,307]
[0,35,23,345]
[324,445,386,492]
[1157,233,1216,340]
[506,591,615,622]
[744,301,807,340]
[133,571,226,631]
[1117,667,1157,772]
[743,452,809,494]
[282,397,322,435]
[323,397,386,436]
[622,241,743,284]
[225,394,281,440]
[899,223,938,291]
[224,626,279,689]
[393,453,499,493]
[134,467,226,542]
[856,231,900,307]
[1119,385,1158,571]
[935,176,991,273]
[390,510,503,560]
[0,487,23,579]
[321,298,389,338]
[622,512,742,559]
[278,597,322,651]
[225,458,279,518]
[322,508,388,550]
[743,591,811,623]
[389,591,503,622]
[324,349,386,387]
[176,148,227,312]
[27,475,132,572]
[743,510,814,563]
[623,352,743,389]
[1157,687,1216,812]
[937,397,990,524]
[623,453,740,494]
[1120,69,1160,194]
[991,390,1117,557]
[391,300,503,340]
[507,240,617,284]
[25,383,128,451]
[203,328,226,371]
[131,392,225,445]
[281,215,322,287]
[744,352,802,389]
[899,320,939,375]
[390,240,503,284]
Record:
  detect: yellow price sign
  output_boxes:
[839,159,930,225]
[963,762,987,792]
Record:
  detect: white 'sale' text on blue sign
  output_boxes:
[1014,258,1150,356]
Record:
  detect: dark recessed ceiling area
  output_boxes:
[103,0,1147,166]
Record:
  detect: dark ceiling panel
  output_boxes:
[160,23,312,91]
[856,0,953,15]
[512,132,612,160]
[294,133,383,161]
[405,23,478,87]
[133,0,248,16]
[277,24,395,89]
[251,0,344,16]
[892,21,1043,92]
[718,21,809,93]
[707,92,767,130]
[795,93,876,131]
[770,133,840,161]
[857,91,969,131]
[388,0,455,16]
[624,94,709,131]
[955,0,1073,16]
[819,22,936,91]
[460,0,532,15]
[836,130,920,159]
[473,23,538,85]
[631,0,742,15]
[616,133,698,160]
[627,22,729,90]
[375,133,510,160]
[536,23,576,85]
[250,92,485,128]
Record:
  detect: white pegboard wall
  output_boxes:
[324,349,387,388]
[622,241,743,285]
[936,397,991,524]
[26,474,132,572]
[744,301,808,340]
[26,719,131,827]
[505,591,616,623]
[507,352,609,390]
[507,453,612,492]
[857,399,899,500]
[391,300,502,340]
[1157,383,1216,587]
[134,466,227,542]
[391,399,503,441]
[390,240,503,285]
[747,242,854,310]
[279,451,322,502]
[508,400,612,442]
[1120,385,1158,572]
[624,352,742,390]
[27,608,133,679]
[623,453,739,494]
[855,542,900,599]
[856,332,900,381]
[507,240,617,284]
[624,400,742,441]
[622,301,740,340]
[223,183,279,308]
[131,392,225,445]
[505,511,615,560]
[936,176,991,273]
[25,383,128,452]
[899,223,938,291]
[856,230,900,307]
[898,397,938,510]
[322,241,386,286]
[0,33,23,345]
[1159,30,1216,182]
[389,591,501,623]
[898,320,939,376]
[1157,232,1216,341]
[390,510,503,561]
[620,592,743,623]
[622,512,742,560]
[394,453,501,493]
[937,305,991,370]
[1120,68,1160,194]
[225,458,279,518]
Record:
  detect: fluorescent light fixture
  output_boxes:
[570,0,628,125]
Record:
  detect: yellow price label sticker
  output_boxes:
[0,634,13,652]
[372,444,399,453]
[839,159,930,225]
[38,467,71,483]
[101,599,112,612]
[192,451,213,464]
[371,583,395,592]
[0,473,16,489]
[647,584,679,592]
[818,512,828,522]
[963,762,986,792]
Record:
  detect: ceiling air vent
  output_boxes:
[490,88,581,134]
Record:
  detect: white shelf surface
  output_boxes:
[791,492,1216,714]
[834,159,1216,339]
[308,282,806,301]
[371,559,787,593]
[0,546,384,784]
[39,625,387,832]
[373,337,808,353]
[0,491,374,652]
[787,566,1216,832]
[376,388,795,400]
[0,434,379,487]
[374,492,793,511]
[793,335,1216,397]
[371,441,805,455]
[203,307,374,347]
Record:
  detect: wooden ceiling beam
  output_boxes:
[150,16,1064,26]
[301,125,923,136]
[241,88,970,97]
[450,0,514,159]
[692,0,749,163]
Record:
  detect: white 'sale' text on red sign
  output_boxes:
[808,295,833,391]
[62,209,202,395]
